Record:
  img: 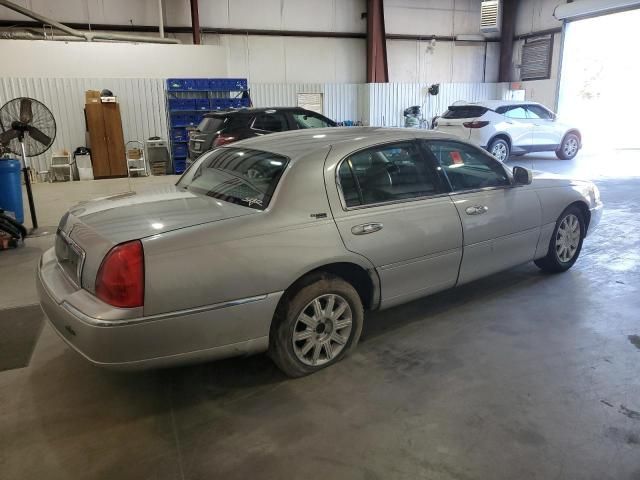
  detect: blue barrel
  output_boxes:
[0,158,24,224]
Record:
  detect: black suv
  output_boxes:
[188,107,336,160]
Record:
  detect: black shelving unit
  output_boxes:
[165,78,250,174]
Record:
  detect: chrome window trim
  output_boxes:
[62,294,275,328]
[56,227,86,289]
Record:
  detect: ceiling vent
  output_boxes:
[480,0,502,34]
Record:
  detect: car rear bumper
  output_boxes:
[37,251,281,370]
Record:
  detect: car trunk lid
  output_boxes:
[57,185,257,292]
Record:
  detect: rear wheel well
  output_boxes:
[564,129,581,145]
[489,134,511,149]
[278,263,375,313]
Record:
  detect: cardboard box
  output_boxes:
[127,148,142,160]
[85,90,101,104]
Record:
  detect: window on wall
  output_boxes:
[296,93,323,114]
[520,35,553,81]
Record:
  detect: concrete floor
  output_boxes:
[1,151,639,480]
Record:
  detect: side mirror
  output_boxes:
[512,166,532,185]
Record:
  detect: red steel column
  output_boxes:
[367,0,389,83]
[190,0,201,45]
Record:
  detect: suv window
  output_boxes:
[425,140,510,191]
[292,112,332,129]
[177,147,288,210]
[526,105,553,120]
[442,106,489,119]
[503,106,527,119]
[338,142,440,207]
[252,113,287,132]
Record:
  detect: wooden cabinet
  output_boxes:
[85,103,127,179]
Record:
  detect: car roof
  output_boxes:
[203,107,314,118]
[450,100,545,110]
[225,127,458,160]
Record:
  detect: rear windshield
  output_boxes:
[177,147,288,210]
[197,116,227,132]
[442,106,489,119]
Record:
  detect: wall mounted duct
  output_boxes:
[554,0,640,20]
[0,0,179,44]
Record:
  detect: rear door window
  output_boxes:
[252,113,288,132]
[503,106,528,119]
[338,142,442,207]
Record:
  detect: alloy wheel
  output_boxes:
[555,213,581,262]
[563,137,578,157]
[492,143,507,161]
[292,294,353,366]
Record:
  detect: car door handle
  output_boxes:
[351,223,383,235]
[465,205,489,216]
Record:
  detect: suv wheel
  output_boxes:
[489,138,510,162]
[556,133,580,160]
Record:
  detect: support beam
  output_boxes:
[366,0,388,83]
[190,0,200,45]
[498,0,519,82]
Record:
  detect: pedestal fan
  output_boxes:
[0,97,57,236]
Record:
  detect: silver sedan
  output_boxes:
[37,128,603,376]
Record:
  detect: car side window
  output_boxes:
[425,140,511,192]
[504,106,528,119]
[338,142,441,207]
[526,105,553,120]
[292,112,332,129]
[252,113,287,132]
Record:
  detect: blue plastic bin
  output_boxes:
[169,98,195,110]
[167,78,185,90]
[194,98,209,111]
[173,144,188,158]
[0,158,24,224]
[170,114,189,127]
[171,128,188,142]
[174,159,187,174]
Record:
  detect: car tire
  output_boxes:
[534,205,585,273]
[555,133,580,160]
[489,138,510,162]
[269,273,364,377]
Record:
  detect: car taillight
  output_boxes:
[95,240,144,308]
[463,120,490,128]
[214,134,236,146]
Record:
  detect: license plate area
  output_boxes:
[55,230,85,288]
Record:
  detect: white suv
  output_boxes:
[434,101,581,162]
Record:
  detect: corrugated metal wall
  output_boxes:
[250,83,361,123]
[0,78,511,173]
[367,82,509,128]
[0,77,166,172]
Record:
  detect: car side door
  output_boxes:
[525,104,563,148]
[327,140,463,309]
[421,139,542,285]
[498,105,534,151]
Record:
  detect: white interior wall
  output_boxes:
[0,0,496,85]
[384,0,500,83]
[0,40,227,78]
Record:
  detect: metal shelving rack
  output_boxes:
[165,78,250,174]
